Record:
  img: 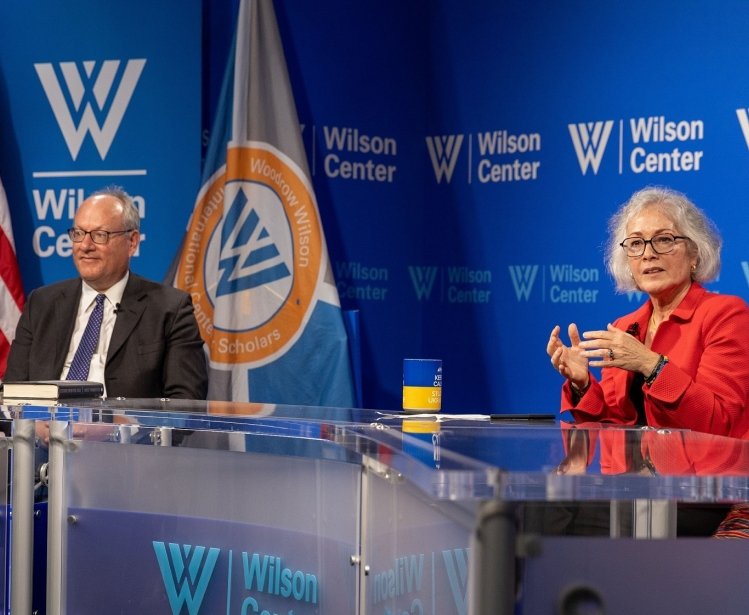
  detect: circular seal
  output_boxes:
[176,142,323,367]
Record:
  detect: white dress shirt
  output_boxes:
[59,273,129,397]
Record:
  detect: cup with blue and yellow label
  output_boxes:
[402,358,442,412]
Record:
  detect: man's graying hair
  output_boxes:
[90,186,141,232]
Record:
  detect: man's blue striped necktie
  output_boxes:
[66,293,106,381]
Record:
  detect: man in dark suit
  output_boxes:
[5,187,207,400]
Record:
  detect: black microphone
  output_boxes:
[626,322,641,340]
[114,303,121,314]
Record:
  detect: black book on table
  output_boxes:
[1,380,104,400]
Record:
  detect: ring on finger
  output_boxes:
[608,349,615,360]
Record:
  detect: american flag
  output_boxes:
[0,177,24,377]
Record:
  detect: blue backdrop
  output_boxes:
[3,0,749,413]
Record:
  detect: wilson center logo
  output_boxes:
[736,108,749,149]
[34,59,146,160]
[508,265,539,301]
[409,266,439,300]
[568,120,614,175]
[153,542,220,615]
[442,548,470,615]
[426,135,464,183]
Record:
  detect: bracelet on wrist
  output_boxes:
[645,355,669,387]
[570,379,590,396]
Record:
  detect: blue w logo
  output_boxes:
[442,547,469,615]
[217,188,291,297]
[153,542,220,615]
[508,265,539,301]
[408,266,439,300]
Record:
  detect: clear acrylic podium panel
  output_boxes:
[361,419,749,615]
[361,457,476,615]
[35,402,496,615]
[24,398,749,499]
[364,418,749,503]
[11,400,749,615]
[55,430,361,614]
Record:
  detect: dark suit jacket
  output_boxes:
[5,273,208,400]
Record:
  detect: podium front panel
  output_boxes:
[24,402,749,615]
[358,424,479,615]
[58,434,360,614]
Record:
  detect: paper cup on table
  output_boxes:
[402,358,442,412]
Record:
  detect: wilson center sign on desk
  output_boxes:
[13,401,749,615]
[32,401,482,615]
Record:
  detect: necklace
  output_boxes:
[650,311,669,329]
[647,314,661,344]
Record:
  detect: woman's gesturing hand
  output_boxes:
[547,323,589,389]
[579,323,660,376]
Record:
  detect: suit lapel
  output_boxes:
[108,274,147,364]
[53,281,82,374]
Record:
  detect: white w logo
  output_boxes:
[508,265,538,301]
[35,59,146,160]
[736,109,749,149]
[153,542,220,615]
[409,266,439,300]
[568,121,614,175]
[741,262,749,288]
[426,135,464,183]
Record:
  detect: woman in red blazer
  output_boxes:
[546,187,749,536]
[547,186,749,439]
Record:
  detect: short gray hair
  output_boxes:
[605,186,721,292]
[91,186,141,232]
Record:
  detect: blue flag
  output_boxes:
[175,0,354,405]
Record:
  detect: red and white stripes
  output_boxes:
[0,178,24,377]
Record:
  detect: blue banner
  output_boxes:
[5,1,749,413]
[0,0,201,291]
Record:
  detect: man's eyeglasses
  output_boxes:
[68,228,134,245]
[620,233,690,257]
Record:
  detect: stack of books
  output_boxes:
[2,380,104,405]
